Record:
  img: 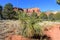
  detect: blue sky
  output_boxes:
[0,0,60,11]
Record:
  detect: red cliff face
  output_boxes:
[44,24,60,40]
[24,8,41,16]
[13,7,41,16]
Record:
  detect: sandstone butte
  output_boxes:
[13,7,41,16]
[5,24,60,40]
[13,7,58,17]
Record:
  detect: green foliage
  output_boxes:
[22,23,34,37]
[4,3,13,11]
[57,0,60,5]
[30,12,38,23]
[2,3,18,20]
[17,11,43,37]
[39,12,48,21]
[33,23,43,35]
[2,3,13,19]
[9,11,18,20]
[0,5,3,19]
[53,12,60,20]
[0,5,2,12]
[18,12,44,38]
[48,13,55,21]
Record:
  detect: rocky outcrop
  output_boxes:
[24,8,41,16]
[13,7,41,16]
[13,7,24,12]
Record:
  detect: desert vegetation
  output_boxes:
[0,0,60,40]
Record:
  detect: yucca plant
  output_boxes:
[17,11,44,40]
[22,23,35,37]
[33,23,43,35]
[16,11,34,37]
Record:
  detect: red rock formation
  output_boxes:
[13,7,24,12]
[24,8,41,16]
[45,11,51,16]
[13,7,41,16]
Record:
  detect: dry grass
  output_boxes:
[0,20,60,40]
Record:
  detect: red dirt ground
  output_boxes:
[5,35,31,40]
[5,24,60,40]
[44,24,60,40]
